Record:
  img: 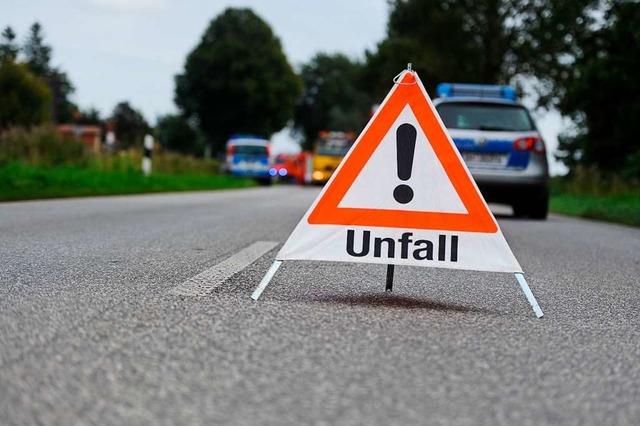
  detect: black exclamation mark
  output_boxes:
[393,123,417,204]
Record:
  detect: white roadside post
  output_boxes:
[105,130,116,154]
[142,134,154,176]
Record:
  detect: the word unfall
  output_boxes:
[346,229,459,262]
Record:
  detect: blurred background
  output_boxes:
[1,0,638,225]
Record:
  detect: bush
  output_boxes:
[85,149,221,176]
[0,125,86,166]
[553,166,639,196]
[153,151,221,175]
[0,126,222,176]
[0,60,51,129]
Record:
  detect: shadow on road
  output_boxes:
[493,213,515,220]
[305,294,492,314]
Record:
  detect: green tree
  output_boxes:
[47,71,76,123]
[0,27,19,62]
[557,2,640,177]
[364,0,601,102]
[111,101,150,149]
[294,53,372,150]
[23,22,76,123]
[175,8,301,155]
[156,114,204,155]
[0,59,51,129]
[75,107,102,125]
[23,23,51,76]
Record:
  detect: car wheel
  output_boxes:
[513,188,549,220]
[512,202,528,218]
[528,193,549,219]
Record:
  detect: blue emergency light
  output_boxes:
[436,83,517,101]
[229,134,265,140]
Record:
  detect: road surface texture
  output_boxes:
[1,187,639,425]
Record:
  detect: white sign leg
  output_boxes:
[251,261,282,301]
[515,273,544,318]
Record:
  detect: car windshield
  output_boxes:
[316,138,352,156]
[233,145,268,155]
[436,102,535,131]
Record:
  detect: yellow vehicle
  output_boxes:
[311,131,355,185]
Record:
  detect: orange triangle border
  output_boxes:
[307,72,498,234]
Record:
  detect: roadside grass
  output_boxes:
[0,126,262,201]
[0,162,257,201]
[550,192,640,227]
[550,168,640,227]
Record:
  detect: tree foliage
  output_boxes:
[22,23,76,123]
[0,27,19,62]
[364,0,601,102]
[23,23,52,77]
[557,2,640,177]
[175,8,301,154]
[75,107,102,125]
[0,59,51,129]
[156,114,204,156]
[46,71,76,124]
[294,53,371,149]
[111,101,150,149]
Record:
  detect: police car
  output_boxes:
[434,83,549,219]
[224,135,272,185]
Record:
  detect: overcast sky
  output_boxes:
[3,0,567,173]
[4,0,388,121]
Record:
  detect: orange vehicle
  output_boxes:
[310,131,356,185]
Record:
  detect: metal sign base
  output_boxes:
[386,264,394,292]
[251,262,544,318]
[514,273,544,318]
[251,261,282,301]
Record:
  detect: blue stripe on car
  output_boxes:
[452,138,530,169]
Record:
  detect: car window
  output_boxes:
[436,102,535,131]
[316,138,352,156]
[233,145,268,155]
[317,145,350,156]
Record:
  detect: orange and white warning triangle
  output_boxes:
[277,70,522,273]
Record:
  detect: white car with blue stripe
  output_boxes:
[434,83,549,219]
[224,135,273,185]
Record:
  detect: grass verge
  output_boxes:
[550,192,640,227]
[0,162,257,201]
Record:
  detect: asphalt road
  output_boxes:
[1,186,639,425]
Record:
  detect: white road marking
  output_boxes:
[169,241,279,297]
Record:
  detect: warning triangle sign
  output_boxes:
[276,70,523,274]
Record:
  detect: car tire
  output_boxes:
[257,178,272,186]
[528,193,549,219]
[513,188,549,220]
